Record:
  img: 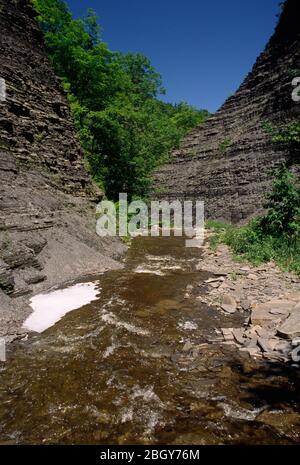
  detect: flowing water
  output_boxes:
[0,236,300,444]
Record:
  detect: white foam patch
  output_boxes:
[23,282,100,333]
[146,255,172,262]
[178,320,199,331]
[133,265,165,276]
[101,311,150,336]
[218,402,266,421]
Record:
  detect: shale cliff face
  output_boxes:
[0,0,124,340]
[154,0,300,222]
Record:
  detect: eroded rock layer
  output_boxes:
[0,0,124,340]
[154,0,300,222]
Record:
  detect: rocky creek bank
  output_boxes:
[193,230,300,365]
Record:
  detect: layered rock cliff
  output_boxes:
[0,0,124,340]
[154,0,300,222]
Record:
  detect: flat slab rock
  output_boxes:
[220,294,237,314]
[277,303,300,340]
[251,300,295,326]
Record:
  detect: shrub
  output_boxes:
[263,120,300,149]
[258,166,300,239]
[210,167,300,275]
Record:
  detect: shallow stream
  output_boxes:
[0,236,300,444]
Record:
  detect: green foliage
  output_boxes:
[205,220,230,231]
[218,138,232,154]
[288,68,300,78]
[212,223,300,275]
[272,120,300,147]
[32,0,209,200]
[263,119,300,149]
[210,167,300,275]
[258,166,300,239]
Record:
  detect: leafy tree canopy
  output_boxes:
[32,0,209,199]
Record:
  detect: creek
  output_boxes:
[0,236,299,444]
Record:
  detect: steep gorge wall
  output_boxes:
[0,0,124,340]
[0,0,93,193]
[154,0,300,222]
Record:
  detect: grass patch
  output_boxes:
[207,166,300,276]
[206,219,231,231]
[209,220,300,276]
[218,138,232,154]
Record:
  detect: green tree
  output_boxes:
[32,0,209,199]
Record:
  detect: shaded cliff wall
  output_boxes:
[0,0,124,340]
[0,0,93,193]
[153,0,300,223]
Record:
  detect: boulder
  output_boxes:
[245,337,259,349]
[239,347,261,357]
[251,300,294,326]
[232,328,245,345]
[221,328,234,341]
[221,294,237,314]
[277,308,300,340]
[257,337,273,353]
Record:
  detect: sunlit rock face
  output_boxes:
[153,0,300,223]
[0,0,124,340]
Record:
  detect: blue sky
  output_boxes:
[65,0,280,113]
